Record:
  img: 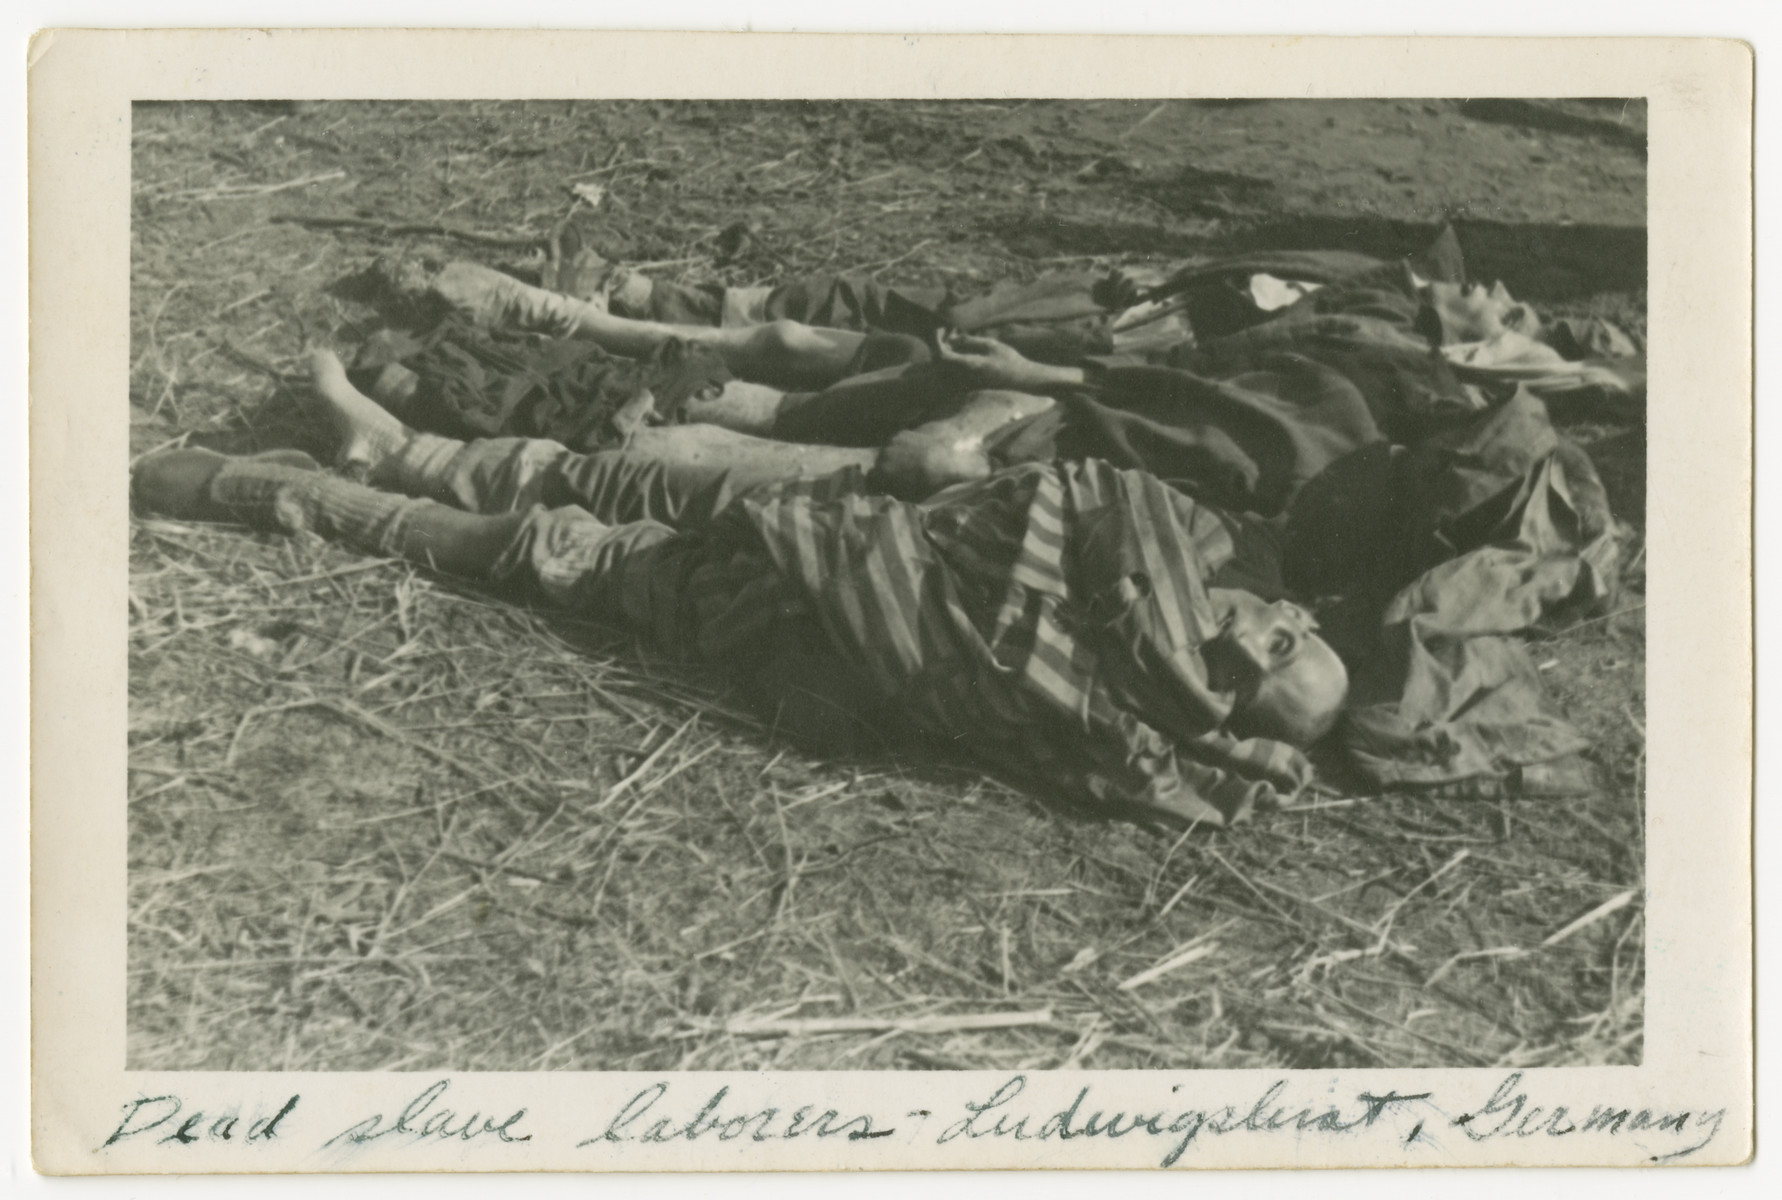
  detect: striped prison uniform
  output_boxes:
[482,452,1314,827]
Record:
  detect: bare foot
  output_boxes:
[872,430,991,500]
[305,347,411,474]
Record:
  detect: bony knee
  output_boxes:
[748,319,806,362]
[758,318,846,368]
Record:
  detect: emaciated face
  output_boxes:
[1203,588,1349,746]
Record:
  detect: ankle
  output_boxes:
[306,348,411,472]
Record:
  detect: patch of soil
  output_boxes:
[128,96,1649,1073]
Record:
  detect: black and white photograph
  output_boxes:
[122,93,1649,1074]
[27,27,1754,1175]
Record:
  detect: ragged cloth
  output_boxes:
[496,457,1315,826]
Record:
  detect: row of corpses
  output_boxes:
[135,227,1637,825]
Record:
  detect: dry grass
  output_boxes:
[128,99,1647,1071]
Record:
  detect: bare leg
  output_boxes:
[677,378,793,435]
[302,347,1030,515]
[726,320,867,389]
[871,390,1058,498]
[910,388,1057,446]
[766,364,1058,450]
[417,260,866,388]
[304,346,410,474]
[305,346,875,521]
[624,426,873,479]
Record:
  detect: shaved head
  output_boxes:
[1206,588,1350,746]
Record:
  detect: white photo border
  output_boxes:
[27,28,1754,1175]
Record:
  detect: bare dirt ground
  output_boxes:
[128,98,1647,1071]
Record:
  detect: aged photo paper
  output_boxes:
[30,30,1752,1173]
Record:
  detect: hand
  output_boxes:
[934,331,1049,391]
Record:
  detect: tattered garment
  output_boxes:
[748,459,1313,825]
[1336,390,1621,789]
[989,243,1631,798]
[508,459,1314,826]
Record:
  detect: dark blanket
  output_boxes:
[981,238,1623,798]
[1287,390,1618,791]
[989,262,1467,517]
[1005,361,1620,796]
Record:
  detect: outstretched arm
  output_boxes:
[934,332,1088,392]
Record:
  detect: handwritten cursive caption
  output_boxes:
[97,1072,1728,1165]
